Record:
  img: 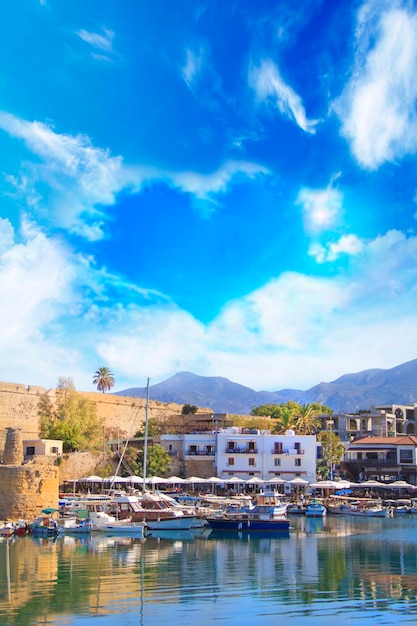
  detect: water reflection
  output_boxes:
[0,517,417,625]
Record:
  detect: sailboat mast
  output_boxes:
[142,377,150,492]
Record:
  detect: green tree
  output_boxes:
[271,406,298,433]
[294,403,323,435]
[317,430,344,479]
[38,377,104,452]
[123,443,171,477]
[93,366,115,393]
[182,403,198,414]
[134,418,164,438]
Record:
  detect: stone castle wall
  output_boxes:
[0,380,202,454]
[0,458,59,520]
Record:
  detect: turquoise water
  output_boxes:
[1,515,417,625]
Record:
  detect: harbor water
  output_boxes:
[1,515,417,625]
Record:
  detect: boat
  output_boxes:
[349,504,390,517]
[60,516,93,534]
[94,521,145,537]
[287,502,306,515]
[206,494,290,533]
[30,514,62,536]
[305,500,327,517]
[109,492,198,530]
[0,523,15,537]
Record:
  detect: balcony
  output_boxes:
[225,448,258,454]
[186,449,215,456]
[272,448,304,455]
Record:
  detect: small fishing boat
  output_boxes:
[206,493,290,533]
[94,521,145,537]
[305,500,327,517]
[350,504,390,517]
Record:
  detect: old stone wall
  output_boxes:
[0,459,59,520]
[184,458,216,478]
[0,380,205,456]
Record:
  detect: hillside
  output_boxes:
[116,359,417,414]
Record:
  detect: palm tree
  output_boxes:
[93,367,115,393]
[294,403,322,435]
[272,406,298,434]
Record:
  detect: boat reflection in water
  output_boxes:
[2,516,417,625]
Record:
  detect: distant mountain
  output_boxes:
[115,359,417,414]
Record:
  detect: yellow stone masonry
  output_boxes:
[0,380,205,447]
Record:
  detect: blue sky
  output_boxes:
[1,0,417,394]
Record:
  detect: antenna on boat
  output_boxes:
[142,377,150,493]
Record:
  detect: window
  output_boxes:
[228,457,234,466]
[51,446,59,454]
[274,458,281,467]
[26,446,35,456]
[168,444,173,451]
[249,458,255,466]
[274,442,283,454]
[295,458,301,467]
[248,441,256,452]
[399,449,413,464]
[295,442,301,451]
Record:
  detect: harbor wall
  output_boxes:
[0,380,201,454]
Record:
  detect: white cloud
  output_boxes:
[309,234,364,263]
[76,27,116,60]
[336,2,417,169]
[181,47,204,90]
[0,209,416,393]
[250,59,318,134]
[0,112,271,233]
[296,185,343,234]
[0,112,145,240]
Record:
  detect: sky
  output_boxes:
[1,0,417,394]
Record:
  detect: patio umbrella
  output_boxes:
[388,480,414,488]
[287,477,309,485]
[358,480,387,488]
[165,476,186,484]
[246,477,265,484]
[81,475,103,482]
[126,475,143,484]
[267,477,286,484]
[206,476,225,493]
[187,476,207,483]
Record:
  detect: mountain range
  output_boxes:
[115,358,417,415]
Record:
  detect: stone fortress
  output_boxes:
[0,380,198,520]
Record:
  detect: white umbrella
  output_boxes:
[226,476,246,483]
[358,480,387,488]
[146,476,167,484]
[267,477,286,485]
[126,475,143,484]
[246,477,265,484]
[104,475,130,483]
[165,476,186,484]
[310,480,338,489]
[388,480,415,489]
[187,476,207,483]
[287,477,309,485]
[80,475,103,482]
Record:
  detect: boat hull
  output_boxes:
[207,517,290,532]
[94,523,145,537]
[145,515,196,531]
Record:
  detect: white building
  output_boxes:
[23,439,63,460]
[160,428,317,482]
[216,428,316,482]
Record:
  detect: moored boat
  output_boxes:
[94,521,145,537]
[305,500,327,518]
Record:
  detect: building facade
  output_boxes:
[160,428,317,482]
[318,404,417,442]
[344,435,417,484]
